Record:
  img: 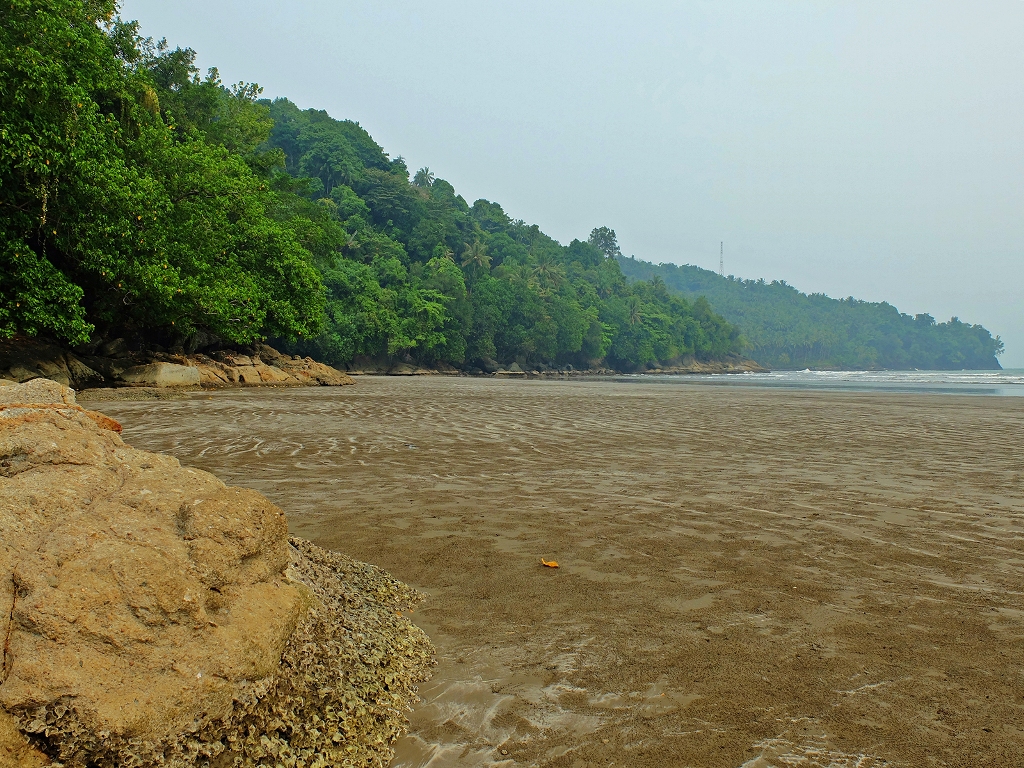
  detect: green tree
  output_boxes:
[0,1,324,346]
[588,226,622,259]
[2,2,747,373]
[460,239,491,283]
[412,167,434,188]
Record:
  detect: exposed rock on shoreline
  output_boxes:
[0,338,353,391]
[187,345,354,388]
[638,356,768,375]
[1,335,765,391]
[482,355,767,378]
[345,355,767,377]
[0,380,432,767]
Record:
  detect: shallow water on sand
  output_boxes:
[96,378,1024,767]
[621,368,1024,397]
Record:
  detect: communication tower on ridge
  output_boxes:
[719,242,724,277]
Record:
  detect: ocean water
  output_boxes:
[619,368,1024,397]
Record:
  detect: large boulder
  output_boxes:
[0,378,77,407]
[495,362,527,378]
[0,338,103,389]
[119,362,202,387]
[0,381,432,766]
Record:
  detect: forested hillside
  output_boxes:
[618,257,1003,370]
[1,1,742,372]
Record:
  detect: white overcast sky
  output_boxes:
[122,0,1024,366]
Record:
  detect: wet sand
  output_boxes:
[95,377,1024,767]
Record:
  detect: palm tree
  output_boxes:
[459,239,491,294]
[532,252,565,293]
[626,296,643,326]
[650,275,668,299]
[413,167,435,188]
[461,239,490,273]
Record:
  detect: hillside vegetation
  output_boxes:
[1,1,741,372]
[618,257,1003,370]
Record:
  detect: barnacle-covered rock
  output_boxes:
[0,380,433,766]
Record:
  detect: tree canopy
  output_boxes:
[262,99,742,370]
[618,257,1004,370]
[0,0,325,348]
[1,1,743,371]
[13,3,992,372]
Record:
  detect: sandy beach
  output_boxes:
[94,377,1024,768]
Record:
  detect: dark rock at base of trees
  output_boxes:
[0,337,353,391]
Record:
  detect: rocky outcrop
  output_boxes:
[342,356,460,376]
[494,361,527,378]
[644,356,769,374]
[188,345,353,388]
[0,381,432,767]
[0,338,102,390]
[0,338,353,390]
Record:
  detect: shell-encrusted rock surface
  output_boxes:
[0,381,433,767]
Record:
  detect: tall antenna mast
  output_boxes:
[719,241,724,277]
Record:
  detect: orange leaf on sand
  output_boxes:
[541,559,559,568]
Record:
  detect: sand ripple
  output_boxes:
[97,378,1024,767]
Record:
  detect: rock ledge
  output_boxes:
[0,338,354,390]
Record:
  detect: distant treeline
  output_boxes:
[1,1,741,372]
[618,257,1003,370]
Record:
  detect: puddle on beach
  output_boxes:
[94,377,1024,767]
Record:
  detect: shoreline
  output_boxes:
[345,361,766,378]
[1,334,765,391]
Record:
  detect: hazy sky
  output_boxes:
[122,0,1024,366]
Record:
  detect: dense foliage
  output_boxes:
[618,257,1004,370]
[0,1,742,371]
[259,102,741,370]
[0,0,325,347]
[18,2,995,373]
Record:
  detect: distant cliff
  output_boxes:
[618,257,1003,370]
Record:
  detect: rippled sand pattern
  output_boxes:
[97,378,1024,767]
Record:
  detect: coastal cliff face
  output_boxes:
[0,380,432,767]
